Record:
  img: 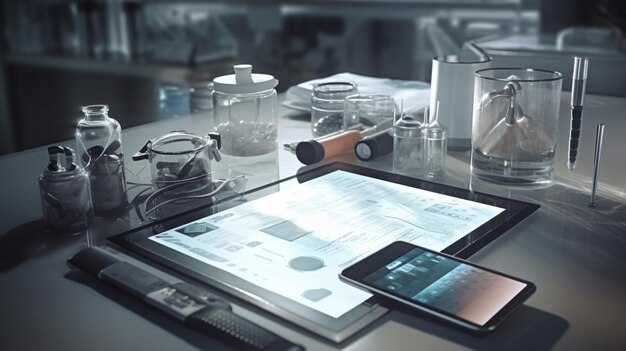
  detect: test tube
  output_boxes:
[423,101,447,179]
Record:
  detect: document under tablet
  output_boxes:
[148,171,504,318]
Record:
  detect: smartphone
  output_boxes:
[339,241,536,333]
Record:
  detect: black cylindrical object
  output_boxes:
[355,129,393,161]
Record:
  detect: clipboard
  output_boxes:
[111,162,539,343]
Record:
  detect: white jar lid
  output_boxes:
[213,64,278,94]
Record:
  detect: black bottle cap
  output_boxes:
[355,130,393,161]
[296,140,325,165]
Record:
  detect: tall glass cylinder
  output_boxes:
[471,68,563,186]
[423,121,447,179]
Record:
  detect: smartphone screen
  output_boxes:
[341,242,535,330]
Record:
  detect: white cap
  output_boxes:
[213,64,278,94]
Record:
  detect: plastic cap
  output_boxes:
[213,64,278,94]
[296,140,325,165]
[355,130,393,161]
[355,140,375,161]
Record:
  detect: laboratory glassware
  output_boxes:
[311,82,357,137]
[212,64,278,157]
[75,104,127,212]
[471,68,563,186]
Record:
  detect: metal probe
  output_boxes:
[589,123,605,208]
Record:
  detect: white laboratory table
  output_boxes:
[0,92,624,351]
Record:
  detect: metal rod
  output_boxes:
[589,123,605,208]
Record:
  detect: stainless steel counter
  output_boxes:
[0,92,624,350]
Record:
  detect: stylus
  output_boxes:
[67,247,304,351]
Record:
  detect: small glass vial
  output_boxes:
[75,105,128,213]
[393,113,425,177]
[39,147,94,233]
[422,102,447,179]
[311,82,357,137]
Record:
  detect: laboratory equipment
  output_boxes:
[568,57,589,171]
[132,131,222,220]
[422,102,447,179]
[296,119,395,165]
[311,82,358,137]
[38,146,93,232]
[296,130,361,165]
[393,111,425,177]
[343,94,395,130]
[75,104,127,212]
[589,124,605,208]
[429,52,491,150]
[283,124,362,152]
[471,68,563,186]
[212,64,278,157]
[355,129,393,162]
[132,131,221,190]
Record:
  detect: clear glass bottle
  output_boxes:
[75,105,127,212]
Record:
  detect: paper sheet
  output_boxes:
[150,171,504,318]
[284,72,430,114]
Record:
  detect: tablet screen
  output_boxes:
[111,162,539,341]
[147,170,505,319]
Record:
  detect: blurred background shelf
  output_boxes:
[1,0,625,156]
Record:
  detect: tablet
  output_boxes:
[340,241,536,332]
[111,162,539,342]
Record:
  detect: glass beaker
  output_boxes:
[132,131,221,190]
[471,68,563,186]
[212,64,278,157]
[311,82,357,137]
[343,94,396,130]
